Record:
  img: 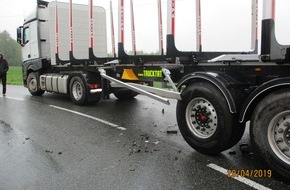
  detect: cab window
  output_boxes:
[23,27,30,44]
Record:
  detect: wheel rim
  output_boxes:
[185,97,218,139]
[29,77,37,92]
[268,111,290,165]
[72,81,83,101]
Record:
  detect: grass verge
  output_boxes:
[6,66,23,85]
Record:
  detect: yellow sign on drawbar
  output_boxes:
[121,69,139,80]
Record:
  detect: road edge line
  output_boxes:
[49,105,126,131]
[3,97,24,101]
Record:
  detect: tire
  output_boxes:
[176,82,234,155]
[250,89,290,183]
[227,118,246,149]
[69,76,88,106]
[113,88,138,100]
[27,72,45,96]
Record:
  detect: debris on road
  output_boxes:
[166,129,178,134]
[239,144,255,159]
[45,150,53,154]
[153,141,160,145]
[166,125,178,134]
[248,152,255,160]
[128,134,161,155]
[132,140,138,146]
[229,151,236,155]
[239,144,249,154]
[167,130,178,134]
[135,149,141,153]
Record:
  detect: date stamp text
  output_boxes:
[227,169,272,178]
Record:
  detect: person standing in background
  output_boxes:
[0,54,9,96]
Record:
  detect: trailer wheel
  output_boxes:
[113,88,138,100]
[250,89,290,182]
[27,72,45,96]
[176,82,234,155]
[69,76,88,106]
[227,117,246,149]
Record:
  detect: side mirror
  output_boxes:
[17,27,23,46]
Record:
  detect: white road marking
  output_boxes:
[3,97,24,101]
[50,105,126,131]
[207,163,272,190]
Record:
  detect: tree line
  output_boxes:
[0,30,22,66]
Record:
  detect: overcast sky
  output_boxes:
[0,0,289,53]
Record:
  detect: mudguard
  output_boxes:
[177,72,243,114]
[239,77,290,122]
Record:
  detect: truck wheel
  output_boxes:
[176,82,234,155]
[69,76,88,106]
[250,89,290,182]
[113,88,138,100]
[27,72,45,96]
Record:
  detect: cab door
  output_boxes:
[22,21,40,62]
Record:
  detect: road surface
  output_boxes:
[0,85,289,190]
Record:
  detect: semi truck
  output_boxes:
[17,0,290,182]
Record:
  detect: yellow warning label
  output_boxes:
[138,70,162,78]
[121,69,139,80]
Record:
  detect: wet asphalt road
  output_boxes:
[0,85,289,190]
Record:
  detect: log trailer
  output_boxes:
[17,0,290,181]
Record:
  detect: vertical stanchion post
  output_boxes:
[167,0,175,36]
[130,0,136,55]
[251,0,258,52]
[55,0,59,56]
[157,0,164,55]
[89,0,94,50]
[118,0,125,44]
[69,0,74,55]
[263,0,275,20]
[196,0,202,52]
[110,0,116,57]
[271,0,275,20]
